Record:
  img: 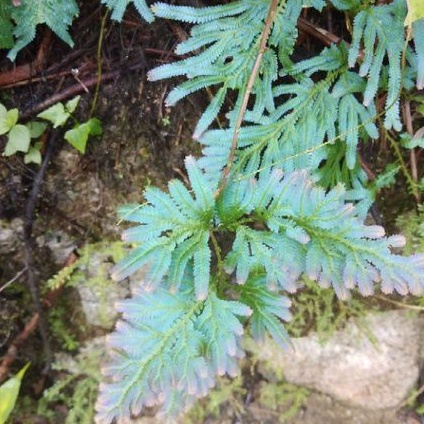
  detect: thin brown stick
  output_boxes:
[0,313,39,383]
[0,267,28,294]
[374,294,424,311]
[19,70,117,120]
[402,101,420,204]
[215,0,280,198]
[297,17,343,47]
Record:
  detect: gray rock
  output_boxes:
[36,230,77,266]
[73,252,131,329]
[253,310,424,410]
[0,218,23,253]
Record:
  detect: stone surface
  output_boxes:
[73,251,130,329]
[36,229,77,266]
[255,392,422,424]
[253,310,424,410]
[0,218,23,253]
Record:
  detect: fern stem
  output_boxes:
[385,129,419,201]
[90,8,109,117]
[215,0,280,198]
[402,101,420,204]
[374,294,424,311]
[210,230,225,288]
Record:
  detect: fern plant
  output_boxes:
[92,0,424,422]
[0,0,153,60]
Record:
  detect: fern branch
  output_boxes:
[215,0,279,198]
[95,280,251,423]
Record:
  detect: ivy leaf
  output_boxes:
[65,95,81,114]
[0,106,18,135]
[405,0,424,26]
[64,118,102,154]
[37,103,70,128]
[86,117,103,136]
[4,124,31,155]
[27,121,47,138]
[0,363,30,424]
[24,146,42,164]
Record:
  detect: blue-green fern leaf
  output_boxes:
[347,0,406,130]
[112,156,215,300]
[151,1,249,24]
[8,0,79,61]
[223,169,424,299]
[237,274,292,349]
[330,0,361,11]
[102,0,154,22]
[95,280,251,423]
[412,19,424,89]
[149,0,303,138]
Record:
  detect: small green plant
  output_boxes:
[287,277,368,341]
[48,305,80,352]
[0,363,31,424]
[187,376,246,423]
[37,343,102,424]
[258,381,309,422]
[0,102,47,164]
[45,241,127,337]
[1,96,102,164]
[396,205,424,255]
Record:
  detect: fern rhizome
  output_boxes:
[93,1,424,422]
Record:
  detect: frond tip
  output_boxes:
[95,282,251,423]
[111,156,215,299]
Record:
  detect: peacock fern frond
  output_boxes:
[347,0,406,130]
[93,1,424,422]
[112,156,215,300]
[95,277,251,423]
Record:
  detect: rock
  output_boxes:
[36,230,77,266]
[71,245,148,330]
[0,218,23,253]
[249,391,414,424]
[73,250,131,330]
[253,310,424,410]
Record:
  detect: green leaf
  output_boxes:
[27,121,47,138]
[0,2,14,49]
[37,103,70,128]
[65,95,81,113]
[0,362,30,424]
[65,125,89,154]
[400,133,424,149]
[4,124,31,155]
[65,123,90,154]
[64,118,102,154]
[405,0,424,26]
[0,108,19,135]
[87,118,103,136]
[24,146,42,164]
